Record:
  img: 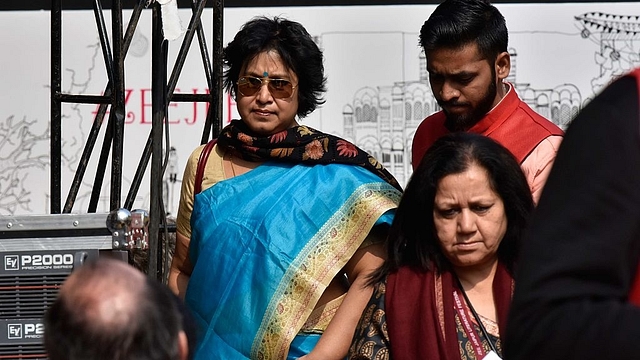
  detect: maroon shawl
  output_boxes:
[385,263,513,360]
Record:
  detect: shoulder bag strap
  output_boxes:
[194,139,217,195]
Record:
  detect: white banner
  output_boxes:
[2,2,640,215]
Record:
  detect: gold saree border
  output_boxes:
[251,184,400,360]
[300,294,345,332]
[435,274,446,341]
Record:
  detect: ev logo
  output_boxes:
[4,256,19,271]
[7,324,22,339]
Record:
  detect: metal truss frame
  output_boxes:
[49,0,223,279]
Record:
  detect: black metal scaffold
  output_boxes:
[50,0,224,279]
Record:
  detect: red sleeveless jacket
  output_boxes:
[412,84,563,169]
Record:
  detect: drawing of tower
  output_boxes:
[343,78,435,184]
[575,12,640,95]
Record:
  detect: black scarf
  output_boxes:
[217,120,402,191]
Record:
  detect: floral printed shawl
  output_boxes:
[217,119,402,191]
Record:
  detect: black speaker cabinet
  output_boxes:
[0,213,130,359]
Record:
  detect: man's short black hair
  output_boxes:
[420,0,508,62]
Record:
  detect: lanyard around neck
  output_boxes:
[453,277,500,355]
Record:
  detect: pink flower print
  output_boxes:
[238,132,253,145]
[270,130,287,143]
[337,140,358,157]
[304,140,325,160]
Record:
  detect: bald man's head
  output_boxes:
[44,258,191,360]
[59,258,144,332]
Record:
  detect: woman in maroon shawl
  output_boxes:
[348,132,534,360]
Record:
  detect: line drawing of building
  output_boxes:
[343,46,583,184]
[4,8,640,215]
[575,11,640,96]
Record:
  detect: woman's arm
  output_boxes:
[168,232,193,299]
[348,281,390,360]
[168,145,202,299]
[300,230,387,360]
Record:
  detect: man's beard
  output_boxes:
[440,75,498,132]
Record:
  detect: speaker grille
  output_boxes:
[0,275,65,319]
[0,343,47,359]
[0,273,69,359]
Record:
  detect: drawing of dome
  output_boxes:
[392,85,403,96]
[551,84,582,129]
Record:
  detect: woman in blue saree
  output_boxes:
[168,16,402,360]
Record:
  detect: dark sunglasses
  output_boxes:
[237,76,296,99]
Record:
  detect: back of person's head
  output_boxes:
[379,133,532,279]
[44,258,194,360]
[223,16,327,118]
[420,0,508,62]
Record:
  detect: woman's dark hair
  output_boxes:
[419,0,508,62]
[370,132,533,284]
[223,16,327,118]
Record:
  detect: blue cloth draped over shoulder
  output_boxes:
[185,161,400,360]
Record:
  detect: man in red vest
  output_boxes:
[412,0,563,203]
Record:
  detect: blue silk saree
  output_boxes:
[185,161,400,360]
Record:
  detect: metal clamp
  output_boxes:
[106,208,150,250]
